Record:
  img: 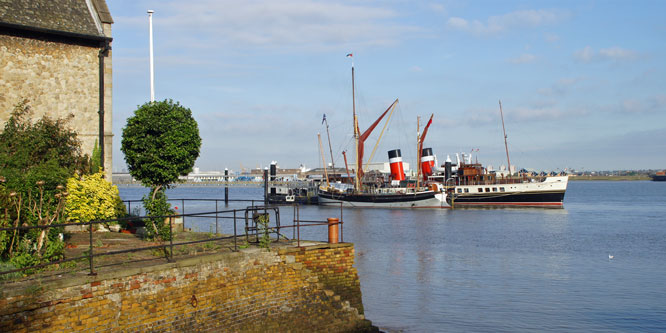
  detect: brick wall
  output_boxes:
[0,31,113,177]
[0,243,372,332]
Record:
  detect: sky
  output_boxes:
[107,0,666,173]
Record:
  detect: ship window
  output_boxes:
[485,188,490,192]
[492,187,497,192]
[457,188,462,193]
[478,188,483,193]
[464,188,469,193]
[500,187,505,192]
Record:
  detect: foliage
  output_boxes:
[0,100,88,268]
[121,99,200,242]
[90,140,102,175]
[64,170,126,226]
[256,213,271,249]
[121,99,201,189]
[142,188,172,241]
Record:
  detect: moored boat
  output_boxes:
[317,56,448,208]
[651,170,666,181]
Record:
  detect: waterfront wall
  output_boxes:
[0,243,370,332]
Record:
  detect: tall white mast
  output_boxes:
[499,100,511,175]
[148,10,155,103]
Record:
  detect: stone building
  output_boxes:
[0,0,113,178]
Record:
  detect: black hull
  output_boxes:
[319,190,436,203]
[448,190,566,207]
[651,175,666,181]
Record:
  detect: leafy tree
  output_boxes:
[121,99,201,240]
[0,100,89,267]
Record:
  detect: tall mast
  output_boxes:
[416,116,421,189]
[350,55,360,191]
[499,100,512,175]
[323,115,335,172]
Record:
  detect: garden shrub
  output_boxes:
[64,170,126,226]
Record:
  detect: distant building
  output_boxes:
[0,0,114,178]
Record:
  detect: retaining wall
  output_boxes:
[0,243,371,332]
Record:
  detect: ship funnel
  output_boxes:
[388,149,406,181]
[420,148,435,181]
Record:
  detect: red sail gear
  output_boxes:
[417,114,434,156]
[356,99,399,179]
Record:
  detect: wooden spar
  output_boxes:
[318,133,330,187]
[499,100,512,175]
[342,151,352,183]
[352,65,360,191]
[364,99,399,172]
[323,115,335,172]
[416,116,420,189]
[416,113,434,187]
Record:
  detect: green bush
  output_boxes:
[0,100,88,269]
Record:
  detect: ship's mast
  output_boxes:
[352,60,360,191]
[323,115,335,172]
[499,100,512,175]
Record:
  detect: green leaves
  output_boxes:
[121,99,202,188]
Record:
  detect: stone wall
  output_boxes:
[0,243,371,332]
[0,31,113,177]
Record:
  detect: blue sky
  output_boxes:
[108,0,666,173]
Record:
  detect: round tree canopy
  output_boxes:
[121,100,201,188]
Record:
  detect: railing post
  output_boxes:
[88,220,96,276]
[215,200,219,235]
[297,205,301,248]
[181,199,185,230]
[169,216,174,261]
[233,210,237,251]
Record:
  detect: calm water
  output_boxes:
[118,181,666,332]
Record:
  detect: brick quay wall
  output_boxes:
[0,243,372,332]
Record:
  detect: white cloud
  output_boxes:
[508,53,536,64]
[599,47,637,60]
[447,9,569,36]
[537,77,585,96]
[574,46,638,63]
[128,0,423,52]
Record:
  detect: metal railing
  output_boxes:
[0,201,344,278]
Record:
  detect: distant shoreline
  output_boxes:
[113,175,652,187]
[569,175,651,181]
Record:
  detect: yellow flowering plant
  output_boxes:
[64,171,126,227]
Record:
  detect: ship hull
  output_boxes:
[318,189,448,208]
[651,175,666,181]
[448,176,568,208]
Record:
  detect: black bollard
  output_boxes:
[224,168,229,204]
[263,168,268,205]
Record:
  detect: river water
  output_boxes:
[118,181,666,332]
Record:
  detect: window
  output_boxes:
[457,188,462,193]
[485,188,490,192]
[492,187,497,192]
[500,187,505,192]
[464,188,469,193]
[478,188,483,192]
